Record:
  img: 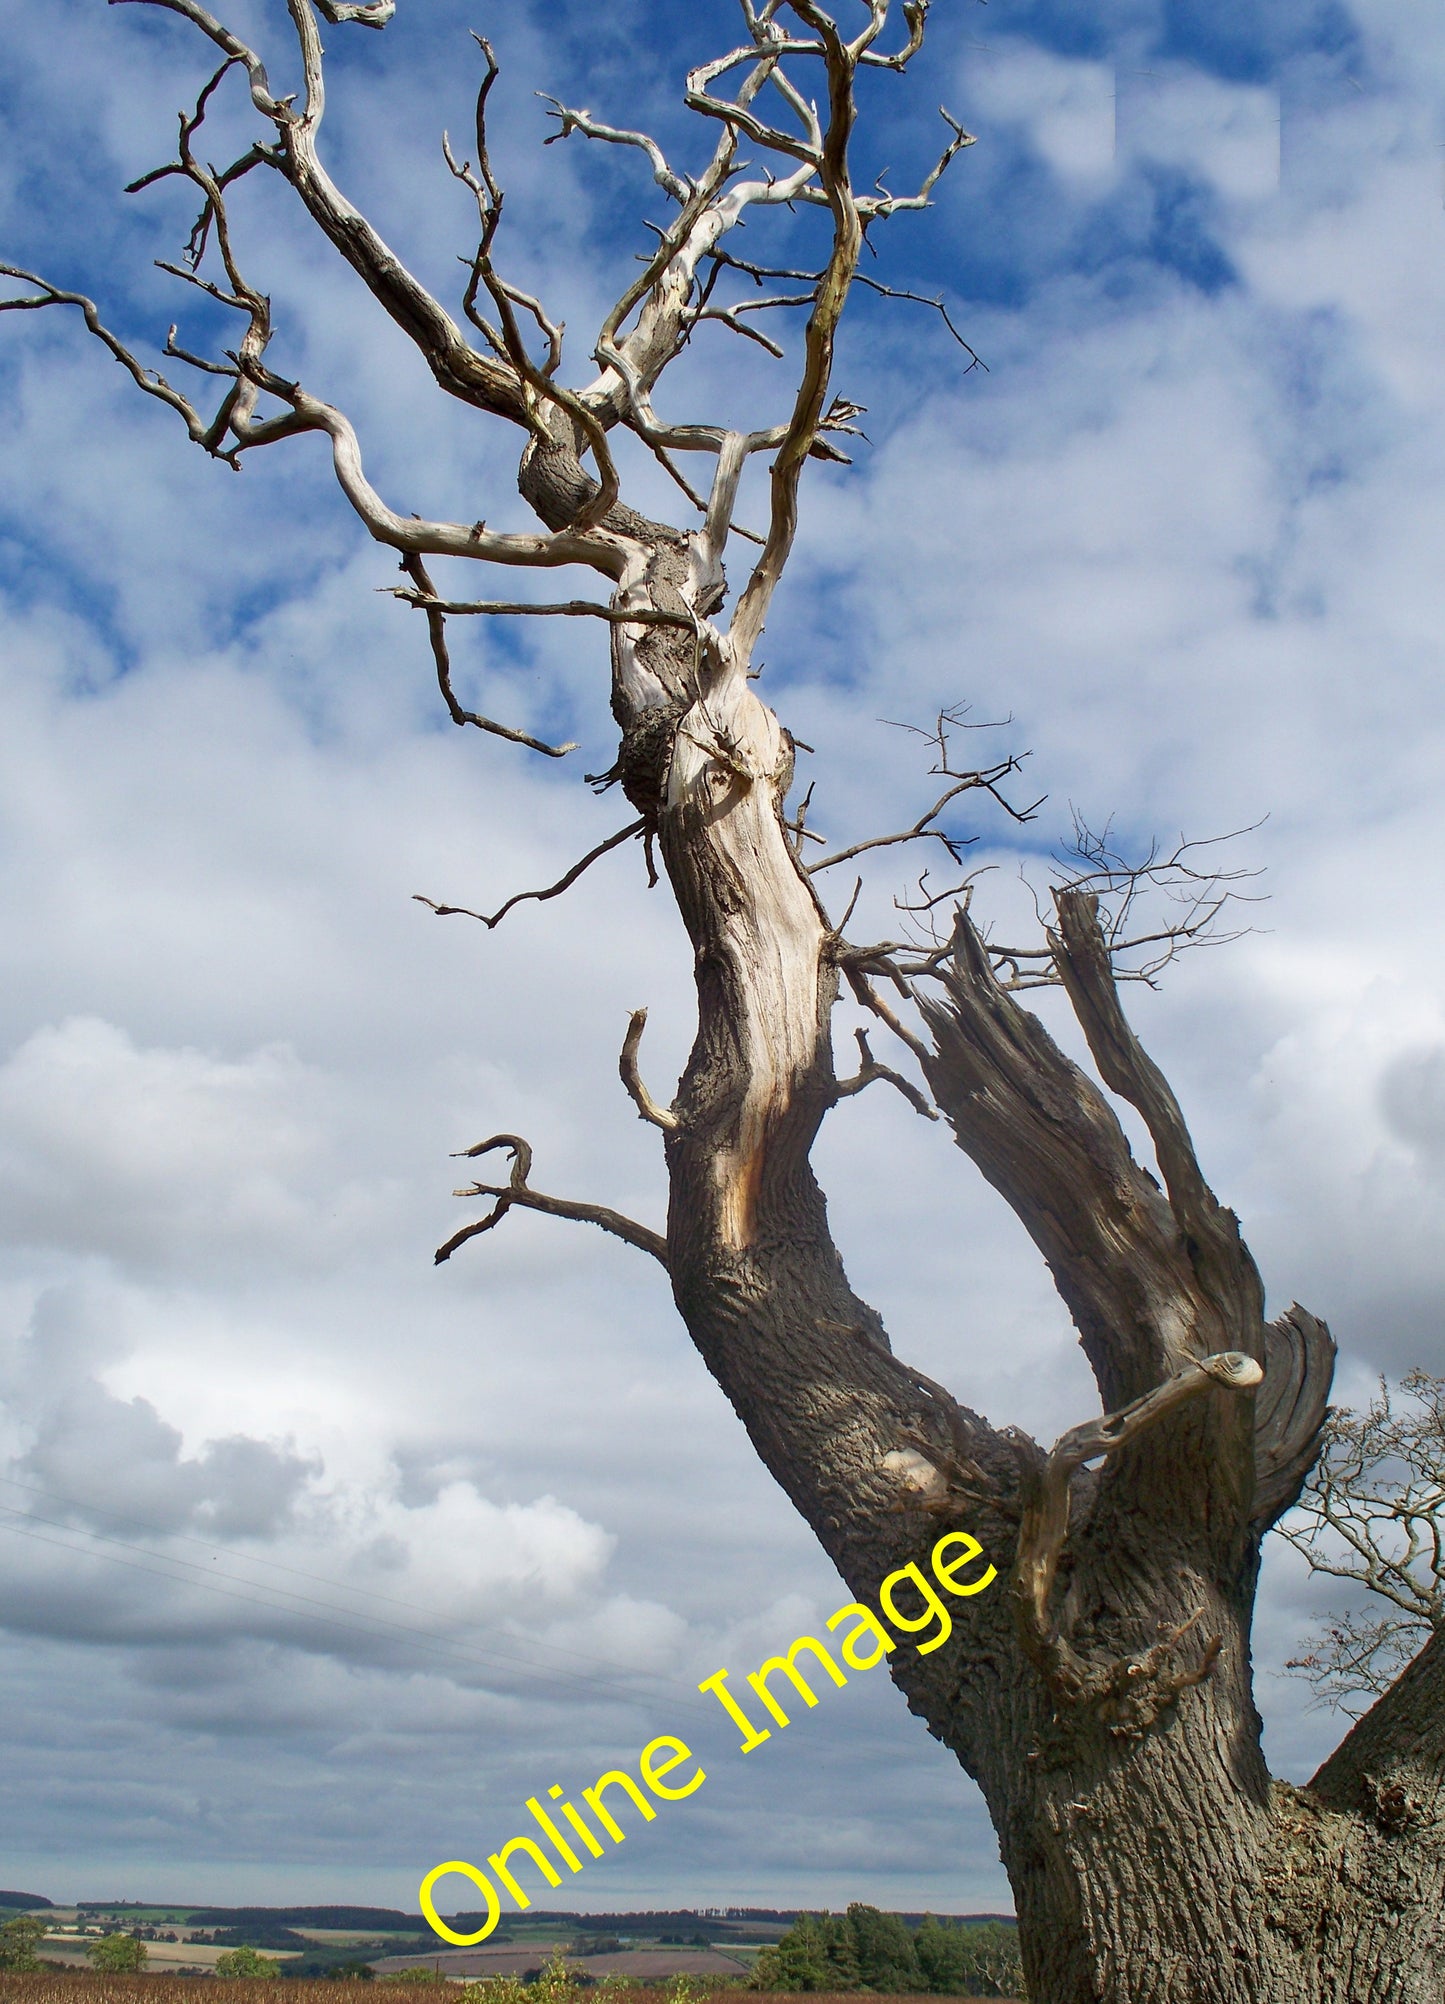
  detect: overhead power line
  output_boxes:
[0,1468,700,1697]
[0,1480,711,1719]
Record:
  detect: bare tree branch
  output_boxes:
[706,247,985,367]
[313,0,395,24]
[227,361,622,573]
[446,38,622,537]
[687,298,806,360]
[858,107,974,218]
[853,274,986,368]
[843,965,932,1064]
[833,1027,937,1119]
[0,266,216,444]
[539,95,694,206]
[807,763,1027,874]
[414,821,646,932]
[397,555,580,759]
[388,589,697,632]
[438,1134,667,1267]
[113,0,534,426]
[1040,813,1266,984]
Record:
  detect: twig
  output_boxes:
[415,820,645,932]
[702,249,984,368]
[853,274,986,370]
[807,769,1023,874]
[1046,813,1267,986]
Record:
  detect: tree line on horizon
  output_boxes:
[750,1908,1022,2000]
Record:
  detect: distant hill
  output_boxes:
[445,1910,1016,1933]
[184,1907,414,1931]
[0,1893,53,1911]
[450,1910,1014,1926]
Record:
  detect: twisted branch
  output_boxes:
[619,1010,678,1130]
[1013,1351,1263,1725]
[438,1135,666,1267]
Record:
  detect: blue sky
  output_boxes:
[2,0,1444,1919]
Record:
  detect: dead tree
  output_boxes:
[4,6,1441,1999]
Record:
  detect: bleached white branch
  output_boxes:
[234,361,623,575]
[620,1009,680,1130]
[313,0,394,24]
[858,108,974,219]
[540,96,694,205]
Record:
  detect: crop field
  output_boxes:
[0,1979,1021,2004]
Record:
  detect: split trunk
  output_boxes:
[595,511,1445,2004]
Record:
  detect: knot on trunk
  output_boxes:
[1041,1607,1224,1740]
[1363,1772,1430,1834]
[613,695,690,818]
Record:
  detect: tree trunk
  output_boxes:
[601,528,1445,2004]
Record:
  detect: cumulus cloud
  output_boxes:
[1379,1043,1445,1172]
[1118,64,1281,198]
[0,1019,376,1275]
[962,43,1118,184]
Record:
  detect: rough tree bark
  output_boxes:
[4,5,1441,1999]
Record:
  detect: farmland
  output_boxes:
[0,1980,1022,2004]
[2,1902,1021,1998]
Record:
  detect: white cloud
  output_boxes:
[0,1018,379,1274]
[963,44,1118,183]
[1118,66,1281,198]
